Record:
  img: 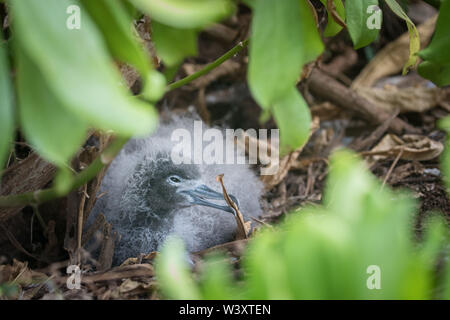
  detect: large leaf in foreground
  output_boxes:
[130,0,234,28]
[17,50,88,166]
[80,0,151,75]
[0,35,13,171]
[248,0,323,108]
[248,0,322,151]
[152,21,198,67]
[10,0,157,137]
[345,0,381,49]
[155,237,200,299]
[384,0,420,74]
[272,88,312,153]
[418,0,450,86]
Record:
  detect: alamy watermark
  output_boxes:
[66,5,81,30]
[367,5,382,30]
[66,264,81,290]
[171,121,280,176]
[366,265,381,290]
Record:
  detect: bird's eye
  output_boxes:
[168,175,182,184]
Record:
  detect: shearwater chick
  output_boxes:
[90,116,263,265]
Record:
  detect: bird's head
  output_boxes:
[122,153,238,225]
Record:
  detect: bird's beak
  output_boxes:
[178,182,240,215]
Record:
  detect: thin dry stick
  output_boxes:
[216,174,249,240]
[77,184,88,265]
[381,148,404,189]
[250,216,272,228]
[327,0,347,28]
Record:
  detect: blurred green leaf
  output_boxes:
[53,166,75,195]
[248,0,323,108]
[199,253,240,300]
[155,237,200,299]
[129,0,234,28]
[418,0,450,86]
[439,117,450,192]
[244,228,293,299]
[345,0,381,49]
[144,70,167,102]
[0,282,19,298]
[272,88,311,153]
[319,0,345,37]
[16,49,88,166]
[80,0,151,75]
[152,21,197,67]
[444,256,450,299]
[80,1,166,102]
[248,0,322,152]
[0,33,13,171]
[418,0,450,65]
[10,0,158,137]
[418,61,450,87]
[384,0,420,74]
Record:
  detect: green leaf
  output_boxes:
[0,34,14,171]
[199,253,239,300]
[439,117,450,192]
[345,0,381,49]
[155,237,200,299]
[418,0,450,86]
[272,88,312,153]
[16,49,88,166]
[418,0,450,64]
[319,0,346,37]
[418,61,450,87]
[152,21,198,67]
[384,0,420,74]
[248,0,323,108]
[445,254,450,299]
[80,0,151,74]
[244,229,293,299]
[129,0,234,28]
[80,0,166,101]
[10,0,158,137]
[144,70,167,102]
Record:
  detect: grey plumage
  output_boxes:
[90,116,263,265]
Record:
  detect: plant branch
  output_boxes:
[0,136,128,208]
[167,39,249,91]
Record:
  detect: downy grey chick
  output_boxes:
[90,116,263,265]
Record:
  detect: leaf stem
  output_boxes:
[167,39,249,91]
[0,136,128,208]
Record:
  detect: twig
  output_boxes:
[167,39,249,91]
[216,174,250,240]
[350,109,400,152]
[77,184,88,265]
[327,0,347,29]
[250,216,272,228]
[0,223,41,261]
[308,68,419,135]
[381,149,404,190]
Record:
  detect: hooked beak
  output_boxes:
[178,182,240,215]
